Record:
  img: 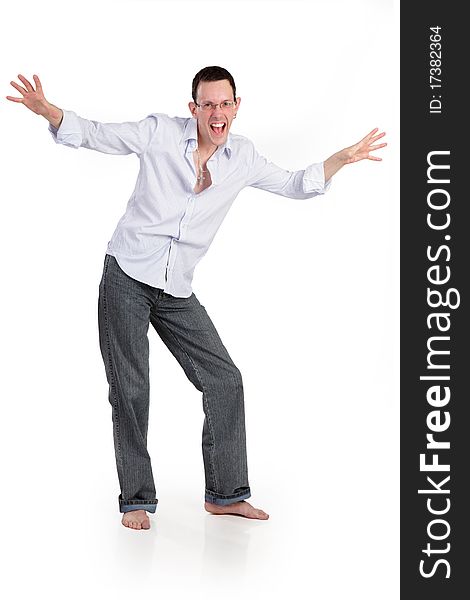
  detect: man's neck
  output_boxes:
[196,138,218,162]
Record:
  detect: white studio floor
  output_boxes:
[5,470,399,599]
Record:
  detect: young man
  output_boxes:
[7,66,386,531]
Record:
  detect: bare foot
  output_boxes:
[204,500,269,520]
[121,509,151,530]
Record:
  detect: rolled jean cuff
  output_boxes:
[205,487,251,506]
[119,496,158,514]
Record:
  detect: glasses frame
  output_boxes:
[195,100,237,112]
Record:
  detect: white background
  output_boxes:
[0,0,399,598]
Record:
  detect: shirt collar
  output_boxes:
[182,117,232,158]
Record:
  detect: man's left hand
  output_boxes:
[323,128,387,183]
[342,128,387,164]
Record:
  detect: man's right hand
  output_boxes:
[6,74,63,128]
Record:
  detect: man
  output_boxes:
[7,66,386,531]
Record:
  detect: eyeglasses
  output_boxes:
[195,101,236,111]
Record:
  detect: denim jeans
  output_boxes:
[98,254,251,513]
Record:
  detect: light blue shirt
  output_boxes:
[49,110,331,297]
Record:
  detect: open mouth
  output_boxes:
[210,122,226,136]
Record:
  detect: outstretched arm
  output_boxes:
[245,128,387,201]
[323,128,387,183]
[6,73,158,156]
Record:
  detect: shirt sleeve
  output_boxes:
[48,109,159,156]
[244,141,332,199]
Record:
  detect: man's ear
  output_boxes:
[234,96,241,117]
[188,101,197,118]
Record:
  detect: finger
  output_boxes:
[10,81,27,96]
[369,142,387,150]
[17,74,34,92]
[33,74,43,93]
[6,96,24,103]
[361,127,379,142]
[370,132,386,143]
[368,155,383,161]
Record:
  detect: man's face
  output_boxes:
[189,79,240,149]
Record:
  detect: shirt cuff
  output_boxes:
[302,162,332,194]
[48,109,83,148]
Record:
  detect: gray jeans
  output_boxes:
[98,254,251,513]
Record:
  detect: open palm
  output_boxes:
[6,74,48,115]
[344,128,387,164]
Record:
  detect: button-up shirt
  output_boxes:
[48,110,331,297]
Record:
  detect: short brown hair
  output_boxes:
[192,66,236,103]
